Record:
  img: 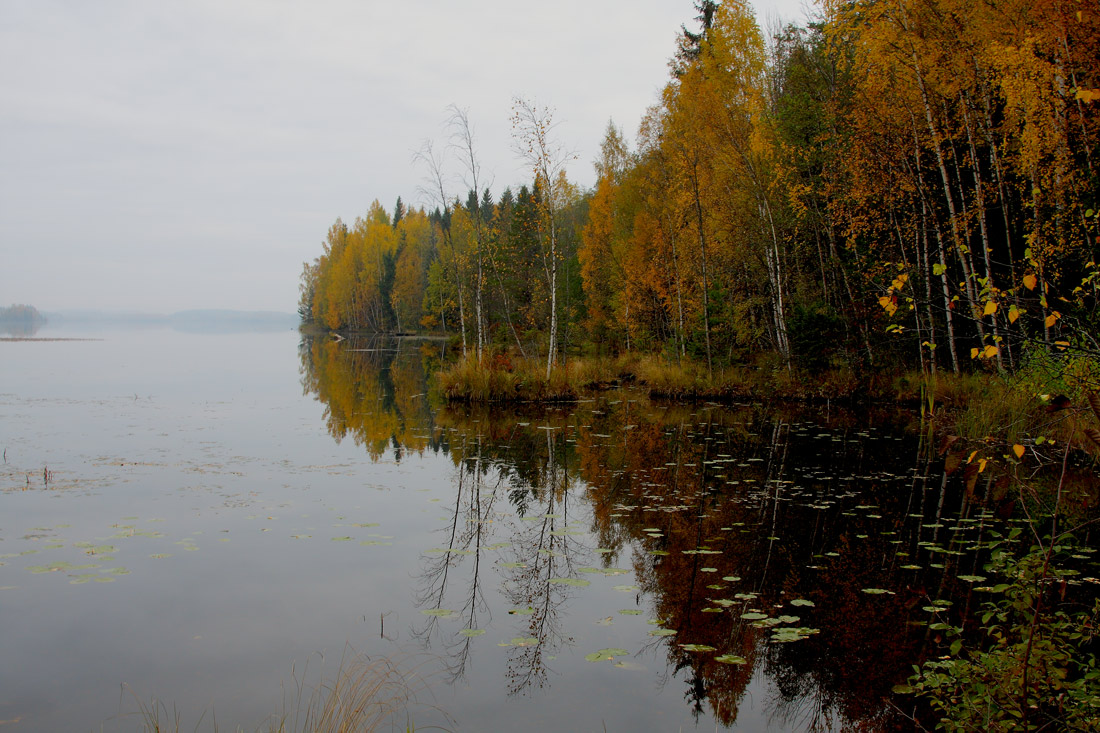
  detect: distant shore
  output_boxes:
[0,337,103,342]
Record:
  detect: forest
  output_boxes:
[298,0,1100,386]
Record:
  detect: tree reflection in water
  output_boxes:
[300,337,1100,730]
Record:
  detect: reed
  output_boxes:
[127,649,448,733]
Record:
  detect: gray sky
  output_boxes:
[1,0,812,314]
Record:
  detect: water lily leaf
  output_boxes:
[789,599,814,607]
[459,629,485,638]
[618,609,642,615]
[331,536,352,541]
[579,567,629,576]
[715,654,748,665]
[861,588,895,595]
[500,562,526,569]
[741,612,769,620]
[678,644,716,652]
[421,609,455,617]
[613,661,646,671]
[957,575,987,583]
[508,607,534,615]
[360,540,392,546]
[722,576,741,582]
[548,577,590,587]
[500,637,539,647]
[612,584,639,592]
[648,628,677,637]
[149,553,172,559]
[585,648,629,662]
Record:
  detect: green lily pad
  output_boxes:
[508,607,535,615]
[500,637,539,647]
[679,644,716,652]
[459,629,485,638]
[715,654,748,665]
[585,648,629,662]
[421,609,455,617]
[789,599,814,607]
[649,628,677,637]
[861,588,895,595]
[741,612,769,620]
[548,577,590,587]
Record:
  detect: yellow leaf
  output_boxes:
[1008,305,1020,324]
[967,450,978,464]
[1023,274,1037,290]
[982,345,999,359]
[978,458,988,473]
[970,347,980,359]
[983,301,997,316]
[892,274,908,290]
[1045,314,1058,328]
[1075,88,1100,104]
[1012,444,1025,459]
[1055,340,1070,351]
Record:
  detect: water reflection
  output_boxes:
[300,337,1100,730]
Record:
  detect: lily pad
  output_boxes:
[648,628,677,637]
[499,637,539,647]
[789,599,814,607]
[715,654,748,665]
[861,588,895,595]
[421,609,455,617]
[678,644,716,652]
[585,648,629,662]
[548,577,590,587]
[459,629,485,638]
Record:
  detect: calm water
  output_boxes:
[1,330,1096,731]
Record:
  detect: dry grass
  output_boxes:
[128,649,449,733]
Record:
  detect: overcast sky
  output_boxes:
[1,0,813,314]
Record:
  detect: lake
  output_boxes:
[2,329,1096,731]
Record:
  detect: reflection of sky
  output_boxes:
[6,329,1057,731]
[0,329,805,731]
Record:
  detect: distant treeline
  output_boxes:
[0,304,47,335]
[299,0,1099,376]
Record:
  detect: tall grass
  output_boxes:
[127,649,449,733]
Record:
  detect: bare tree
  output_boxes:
[511,97,574,379]
[414,139,467,357]
[447,105,489,361]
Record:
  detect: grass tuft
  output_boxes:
[126,648,449,733]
